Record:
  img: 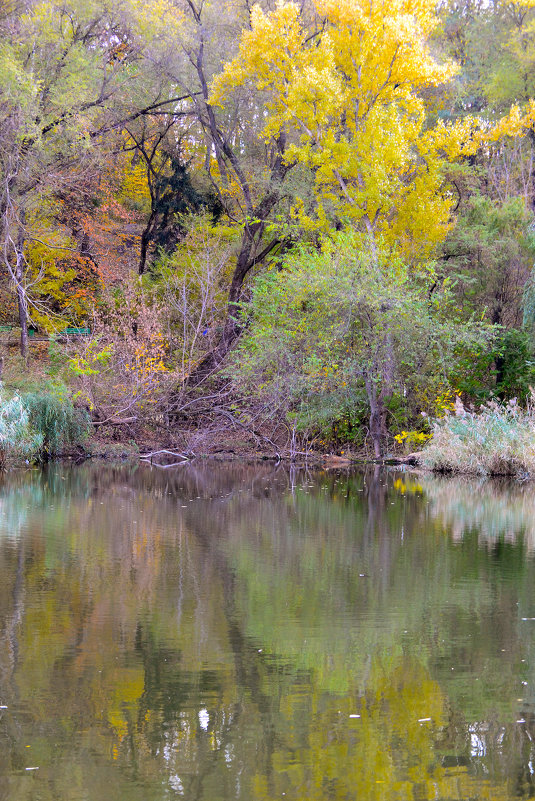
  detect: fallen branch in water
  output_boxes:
[139,449,191,463]
[147,460,189,469]
[384,451,422,466]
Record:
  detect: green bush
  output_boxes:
[421,397,535,476]
[0,387,90,466]
[22,390,91,456]
[287,389,369,447]
[0,391,44,467]
[231,231,490,455]
[453,329,535,403]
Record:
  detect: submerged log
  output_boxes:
[384,451,422,466]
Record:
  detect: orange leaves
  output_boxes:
[56,157,144,290]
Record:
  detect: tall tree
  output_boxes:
[163,0,491,395]
[153,0,303,389]
[211,0,473,260]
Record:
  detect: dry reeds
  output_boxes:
[421,395,535,477]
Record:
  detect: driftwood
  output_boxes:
[321,455,353,468]
[384,451,422,466]
[139,449,191,464]
[145,460,189,469]
[92,416,138,427]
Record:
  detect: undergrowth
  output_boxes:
[0,391,43,468]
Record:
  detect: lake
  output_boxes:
[0,461,535,800]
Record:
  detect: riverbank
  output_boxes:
[2,350,535,478]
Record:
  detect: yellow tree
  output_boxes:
[212,0,475,260]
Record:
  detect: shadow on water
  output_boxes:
[1,462,535,799]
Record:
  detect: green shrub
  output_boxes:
[453,329,535,404]
[231,232,490,455]
[0,391,44,467]
[287,390,369,447]
[22,390,91,456]
[421,397,535,476]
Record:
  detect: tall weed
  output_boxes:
[23,390,90,456]
[0,391,43,467]
[421,396,535,476]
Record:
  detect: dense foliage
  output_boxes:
[233,233,489,456]
[2,0,535,457]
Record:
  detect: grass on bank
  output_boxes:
[420,396,535,477]
[0,388,90,467]
[0,355,90,467]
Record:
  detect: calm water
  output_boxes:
[1,463,535,800]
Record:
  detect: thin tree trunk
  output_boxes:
[139,211,156,275]
[365,376,385,459]
[15,219,28,359]
[378,323,394,443]
[179,233,285,392]
[17,289,28,359]
[174,20,291,393]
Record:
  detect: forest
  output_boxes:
[2,0,535,467]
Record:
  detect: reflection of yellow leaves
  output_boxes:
[393,477,423,495]
[255,657,448,801]
[107,667,145,742]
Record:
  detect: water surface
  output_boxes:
[1,462,535,800]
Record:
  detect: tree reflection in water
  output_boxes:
[0,462,534,800]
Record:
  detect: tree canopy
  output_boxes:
[1,0,535,455]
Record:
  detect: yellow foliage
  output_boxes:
[128,0,184,41]
[481,99,535,144]
[394,429,431,446]
[24,218,91,329]
[212,0,469,257]
[116,155,151,212]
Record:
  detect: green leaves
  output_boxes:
[232,231,490,445]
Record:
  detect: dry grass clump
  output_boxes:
[420,396,535,477]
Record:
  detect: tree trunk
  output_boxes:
[179,231,285,392]
[365,377,386,459]
[17,285,28,360]
[138,211,156,275]
[175,25,291,395]
[378,324,394,444]
[15,221,28,360]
